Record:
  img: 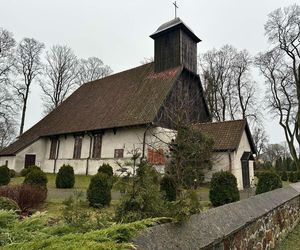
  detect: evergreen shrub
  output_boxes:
[209,171,240,207]
[160,175,177,201]
[24,169,48,187]
[98,163,114,177]
[0,166,10,186]
[87,173,112,207]
[256,172,282,194]
[0,197,20,211]
[56,165,75,188]
[289,171,298,183]
[281,171,288,181]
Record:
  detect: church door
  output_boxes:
[241,160,250,189]
[24,154,36,168]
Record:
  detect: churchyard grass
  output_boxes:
[276,222,300,250]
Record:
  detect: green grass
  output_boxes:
[276,223,300,250]
[10,173,91,189]
[9,173,122,215]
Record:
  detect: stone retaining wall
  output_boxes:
[133,183,300,249]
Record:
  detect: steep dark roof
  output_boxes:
[193,119,256,153]
[150,18,201,42]
[0,63,182,156]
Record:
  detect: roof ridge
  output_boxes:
[83,62,155,86]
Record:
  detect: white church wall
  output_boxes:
[204,152,233,182]
[0,156,15,170]
[14,138,48,172]
[233,130,255,190]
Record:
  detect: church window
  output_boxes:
[114,149,124,158]
[73,136,83,159]
[92,134,102,159]
[147,148,165,165]
[49,138,58,159]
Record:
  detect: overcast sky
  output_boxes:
[1,0,297,143]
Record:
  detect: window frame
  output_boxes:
[49,137,58,160]
[92,133,102,159]
[73,135,83,159]
[114,149,124,159]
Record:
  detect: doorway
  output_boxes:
[24,154,36,168]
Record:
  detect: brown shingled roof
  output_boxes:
[1,63,182,156]
[193,119,256,153]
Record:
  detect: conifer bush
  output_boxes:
[9,169,16,178]
[256,172,282,194]
[20,165,41,177]
[209,171,240,207]
[56,165,75,188]
[281,171,288,181]
[87,173,112,207]
[0,165,10,186]
[24,169,48,187]
[160,175,177,201]
[98,163,114,177]
[0,197,20,211]
[288,171,298,183]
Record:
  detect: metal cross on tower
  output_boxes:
[173,1,178,18]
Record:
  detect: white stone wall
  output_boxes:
[233,130,255,190]
[204,152,233,182]
[2,126,174,175]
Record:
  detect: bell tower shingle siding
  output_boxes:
[150,18,201,74]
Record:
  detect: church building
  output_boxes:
[0,18,255,190]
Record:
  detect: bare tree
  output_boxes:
[0,28,17,147]
[200,45,260,124]
[252,126,269,160]
[14,38,44,135]
[256,4,300,167]
[0,28,16,84]
[40,45,79,114]
[77,57,112,85]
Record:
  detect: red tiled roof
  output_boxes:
[193,119,256,153]
[0,63,182,156]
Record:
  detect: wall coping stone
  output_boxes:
[133,183,300,250]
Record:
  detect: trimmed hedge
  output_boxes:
[256,172,282,194]
[0,197,20,211]
[0,165,10,186]
[160,175,177,201]
[209,171,240,207]
[23,169,48,187]
[87,173,112,207]
[56,165,75,188]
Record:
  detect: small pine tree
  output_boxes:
[56,165,75,188]
[256,172,282,194]
[209,171,240,207]
[0,166,10,186]
[160,175,177,201]
[281,171,288,181]
[24,169,48,187]
[87,173,112,207]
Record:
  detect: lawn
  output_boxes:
[276,223,300,250]
[9,173,121,216]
